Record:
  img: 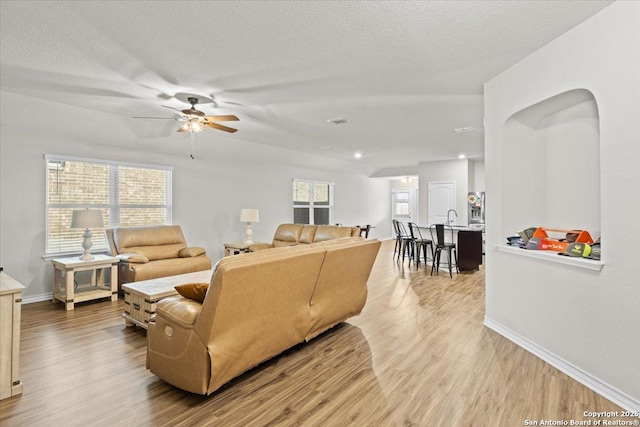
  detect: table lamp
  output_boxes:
[71,209,104,260]
[240,209,259,244]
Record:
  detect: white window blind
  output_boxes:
[45,155,172,256]
[394,191,410,215]
[292,179,333,225]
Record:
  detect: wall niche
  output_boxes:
[500,89,600,241]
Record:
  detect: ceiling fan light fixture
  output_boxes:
[137,96,238,136]
[190,119,203,132]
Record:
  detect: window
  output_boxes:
[394,191,410,216]
[45,155,172,256]
[293,180,333,225]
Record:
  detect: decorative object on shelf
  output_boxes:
[240,208,259,244]
[531,227,593,252]
[70,209,104,260]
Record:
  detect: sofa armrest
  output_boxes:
[179,246,206,257]
[156,296,202,329]
[117,253,149,264]
[249,243,274,252]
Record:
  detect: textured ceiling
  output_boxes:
[0,0,613,175]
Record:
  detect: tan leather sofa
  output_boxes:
[106,225,211,288]
[249,223,361,251]
[146,236,381,395]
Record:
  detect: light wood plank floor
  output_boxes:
[1,240,620,426]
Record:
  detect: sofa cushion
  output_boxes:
[272,224,304,244]
[179,247,206,257]
[175,283,209,303]
[123,244,186,261]
[313,225,353,242]
[306,239,381,340]
[308,237,364,248]
[114,225,187,260]
[299,225,317,244]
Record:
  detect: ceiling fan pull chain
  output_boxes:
[190,131,196,160]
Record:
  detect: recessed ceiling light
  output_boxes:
[354,152,363,159]
[321,145,337,150]
[327,117,349,125]
[458,154,466,159]
[454,126,478,133]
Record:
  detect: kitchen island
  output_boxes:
[450,225,484,272]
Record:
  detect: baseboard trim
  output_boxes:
[484,316,639,412]
[22,292,53,304]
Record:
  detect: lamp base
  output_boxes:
[244,222,254,245]
[79,229,95,261]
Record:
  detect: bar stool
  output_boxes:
[358,224,372,238]
[392,219,413,262]
[408,222,433,268]
[429,224,459,278]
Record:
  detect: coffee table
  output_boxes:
[122,269,213,329]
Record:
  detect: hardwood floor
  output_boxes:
[1,240,620,426]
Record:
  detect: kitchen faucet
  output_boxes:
[447,209,457,226]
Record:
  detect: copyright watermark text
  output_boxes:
[523,410,640,426]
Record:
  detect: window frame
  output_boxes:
[44,154,173,258]
[292,178,334,225]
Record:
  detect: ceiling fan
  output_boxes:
[134,96,239,134]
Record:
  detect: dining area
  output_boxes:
[392,219,484,277]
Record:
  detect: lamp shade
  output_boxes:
[71,209,104,229]
[240,209,259,223]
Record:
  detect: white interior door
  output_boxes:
[391,188,416,234]
[428,181,456,225]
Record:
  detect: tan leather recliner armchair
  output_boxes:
[249,223,360,251]
[106,225,211,288]
[146,237,381,395]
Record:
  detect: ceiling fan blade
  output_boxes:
[176,127,189,133]
[203,115,239,122]
[204,122,238,133]
[133,116,180,120]
[162,105,185,114]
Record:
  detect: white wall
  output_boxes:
[0,94,390,300]
[484,1,640,409]
[418,159,470,225]
[472,160,485,193]
[389,178,417,190]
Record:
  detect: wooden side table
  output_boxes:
[223,242,252,257]
[0,271,24,400]
[51,255,118,310]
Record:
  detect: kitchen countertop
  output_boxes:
[449,225,485,232]
[415,224,485,232]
